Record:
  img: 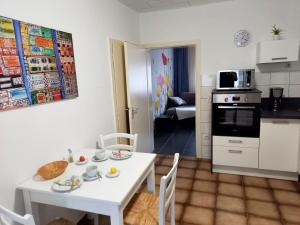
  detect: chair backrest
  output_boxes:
[0,205,35,225]
[99,133,138,152]
[159,153,180,225]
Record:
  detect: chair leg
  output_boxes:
[170,196,175,225]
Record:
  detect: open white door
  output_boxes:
[124,42,154,153]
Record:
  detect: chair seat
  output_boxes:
[124,192,159,225]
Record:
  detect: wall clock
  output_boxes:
[234,30,250,47]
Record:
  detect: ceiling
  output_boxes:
[118,0,231,12]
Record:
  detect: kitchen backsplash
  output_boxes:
[256,71,300,98]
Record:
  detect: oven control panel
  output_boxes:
[213,93,261,104]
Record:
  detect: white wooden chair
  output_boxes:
[99,133,138,152]
[0,205,35,225]
[124,153,180,225]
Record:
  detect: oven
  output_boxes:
[212,91,261,138]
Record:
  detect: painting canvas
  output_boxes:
[0,16,78,111]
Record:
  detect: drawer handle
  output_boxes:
[228,140,243,144]
[228,150,243,154]
[272,120,289,124]
[272,57,288,61]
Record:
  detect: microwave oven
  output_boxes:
[216,69,255,90]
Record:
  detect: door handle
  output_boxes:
[131,107,139,119]
[272,57,288,61]
[132,107,139,114]
[218,106,256,109]
[271,120,289,124]
[228,150,243,154]
[228,140,243,144]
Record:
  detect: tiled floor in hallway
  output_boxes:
[152,154,300,225]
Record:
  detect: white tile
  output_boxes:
[290,71,300,85]
[200,110,211,122]
[200,86,213,99]
[270,72,290,85]
[200,98,211,111]
[200,122,211,134]
[255,72,270,86]
[270,84,289,97]
[289,85,300,97]
[257,85,270,98]
[201,133,211,146]
[201,145,211,159]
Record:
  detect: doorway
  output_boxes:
[109,39,201,157]
[150,47,196,156]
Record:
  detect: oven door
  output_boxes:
[212,103,261,138]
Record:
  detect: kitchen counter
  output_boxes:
[261,98,300,119]
[261,109,300,119]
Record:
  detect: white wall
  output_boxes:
[140,0,300,158]
[0,0,139,223]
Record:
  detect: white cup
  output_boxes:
[95,149,106,160]
[86,165,98,177]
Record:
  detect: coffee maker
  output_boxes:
[270,87,283,111]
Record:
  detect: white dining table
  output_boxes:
[18,149,156,225]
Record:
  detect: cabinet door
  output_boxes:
[259,119,300,172]
[257,40,299,64]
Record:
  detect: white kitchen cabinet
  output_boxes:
[213,146,258,168]
[213,136,259,168]
[259,119,300,172]
[213,136,259,148]
[256,39,299,64]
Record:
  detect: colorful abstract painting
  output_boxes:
[0,15,78,111]
[150,48,174,118]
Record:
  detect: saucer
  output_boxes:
[52,176,82,192]
[105,170,120,178]
[82,171,102,181]
[110,150,132,160]
[75,159,88,165]
[91,155,109,162]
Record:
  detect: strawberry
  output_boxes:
[79,156,85,162]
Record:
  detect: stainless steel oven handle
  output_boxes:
[217,106,256,109]
[228,150,243,154]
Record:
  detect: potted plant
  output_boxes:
[272,24,282,40]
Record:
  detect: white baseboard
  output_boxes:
[213,165,298,181]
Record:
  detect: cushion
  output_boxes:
[168,96,187,106]
[181,92,195,105]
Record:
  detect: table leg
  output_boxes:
[147,163,156,193]
[110,207,123,225]
[23,190,40,225]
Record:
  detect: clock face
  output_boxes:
[234,30,250,47]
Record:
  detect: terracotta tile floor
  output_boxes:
[153,154,300,225]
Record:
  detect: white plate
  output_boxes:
[82,171,103,181]
[105,170,120,178]
[110,151,132,160]
[52,176,82,192]
[75,159,88,165]
[91,155,109,162]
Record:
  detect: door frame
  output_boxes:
[143,40,202,158]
